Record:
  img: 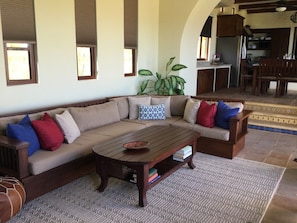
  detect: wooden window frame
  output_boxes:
[77,45,97,80]
[4,41,37,86]
[124,47,136,77]
[197,36,210,61]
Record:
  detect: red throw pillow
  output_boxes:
[32,113,64,151]
[196,101,217,128]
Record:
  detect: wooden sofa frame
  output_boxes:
[0,98,108,201]
[0,96,252,201]
[191,96,253,159]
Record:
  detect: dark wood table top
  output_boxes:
[92,125,200,167]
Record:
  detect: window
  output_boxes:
[124,0,138,76]
[197,37,211,60]
[4,42,37,85]
[0,0,37,85]
[197,16,212,61]
[75,0,97,80]
[124,48,136,77]
[77,45,96,79]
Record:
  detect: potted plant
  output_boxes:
[138,57,187,95]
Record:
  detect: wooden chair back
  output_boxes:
[283,60,297,78]
[258,58,285,78]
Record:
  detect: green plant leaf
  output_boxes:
[175,76,186,84]
[164,78,170,89]
[177,89,184,95]
[156,72,162,79]
[154,79,163,91]
[140,80,149,92]
[170,76,177,89]
[168,88,174,95]
[138,69,153,76]
[172,64,187,71]
[166,57,175,73]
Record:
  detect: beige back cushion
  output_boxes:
[128,96,151,119]
[109,97,129,119]
[170,95,190,116]
[69,101,120,132]
[183,98,201,124]
[151,96,171,118]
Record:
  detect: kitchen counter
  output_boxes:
[196,62,231,95]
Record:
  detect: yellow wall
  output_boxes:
[1,0,218,114]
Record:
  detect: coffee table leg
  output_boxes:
[135,165,149,207]
[96,159,109,192]
[188,156,196,169]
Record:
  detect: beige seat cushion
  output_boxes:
[123,116,182,127]
[172,119,230,141]
[28,121,146,175]
[28,133,112,175]
[87,120,145,137]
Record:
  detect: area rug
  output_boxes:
[9,153,285,223]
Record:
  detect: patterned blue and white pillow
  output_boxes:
[138,104,166,120]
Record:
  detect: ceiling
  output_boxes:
[234,0,297,14]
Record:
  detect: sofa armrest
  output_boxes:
[0,135,30,179]
[229,110,253,143]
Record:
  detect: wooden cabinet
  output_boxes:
[217,15,244,37]
[247,28,290,62]
[270,28,290,58]
[247,34,271,51]
[196,65,231,95]
[215,68,229,90]
[197,69,214,95]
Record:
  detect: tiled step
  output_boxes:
[245,102,297,134]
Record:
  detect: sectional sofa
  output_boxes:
[0,95,252,201]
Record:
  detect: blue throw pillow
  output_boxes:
[6,114,40,156]
[138,104,166,120]
[215,100,239,129]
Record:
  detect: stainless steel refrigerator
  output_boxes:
[216,36,244,87]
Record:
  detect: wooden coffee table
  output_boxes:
[92,125,200,207]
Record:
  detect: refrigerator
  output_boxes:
[215,36,245,87]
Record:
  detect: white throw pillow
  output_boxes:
[151,96,171,118]
[55,110,81,143]
[183,99,201,124]
[128,96,151,119]
[225,102,244,113]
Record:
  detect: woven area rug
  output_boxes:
[9,153,285,223]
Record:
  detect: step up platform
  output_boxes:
[245,102,297,135]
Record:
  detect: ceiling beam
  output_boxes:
[236,0,297,14]
[235,0,274,3]
[239,3,276,10]
[246,7,297,13]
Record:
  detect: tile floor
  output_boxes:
[238,129,297,223]
[199,86,297,222]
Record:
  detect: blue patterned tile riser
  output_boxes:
[248,124,297,135]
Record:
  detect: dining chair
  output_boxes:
[279,60,297,95]
[256,58,284,97]
[240,59,253,93]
